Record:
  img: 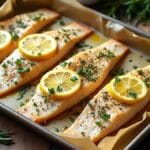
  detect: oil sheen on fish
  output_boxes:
[18,39,128,123]
[63,65,150,142]
[0,22,93,97]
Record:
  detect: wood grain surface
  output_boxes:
[0,113,50,150]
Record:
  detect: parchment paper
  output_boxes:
[0,0,149,150]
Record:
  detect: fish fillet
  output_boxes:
[18,39,128,123]
[63,65,150,142]
[0,9,59,61]
[0,22,92,97]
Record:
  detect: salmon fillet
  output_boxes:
[0,9,59,61]
[0,22,92,97]
[18,39,128,123]
[63,65,150,142]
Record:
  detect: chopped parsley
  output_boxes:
[76,42,93,51]
[70,76,78,82]
[100,113,110,121]
[115,76,121,83]
[16,19,28,28]
[111,68,125,77]
[54,128,59,132]
[57,86,63,92]
[17,85,31,100]
[144,77,150,88]
[95,121,103,127]
[60,61,71,67]
[17,67,30,73]
[133,65,138,70]
[98,50,115,58]
[10,31,19,41]
[81,132,85,136]
[48,88,55,95]
[69,117,75,123]
[128,91,137,99]
[29,13,43,21]
[77,60,97,81]
[15,59,23,65]
[58,20,66,26]
[2,63,7,69]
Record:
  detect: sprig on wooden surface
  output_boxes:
[0,130,14,145]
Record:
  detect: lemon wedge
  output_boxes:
[0,30,12,50]
[18,34,57,60]
[39,69,81,99]
[107,75,148,104]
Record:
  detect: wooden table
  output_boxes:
[0,113,51,150]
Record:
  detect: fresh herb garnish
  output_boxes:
[70,76,78,82]
[2,63,7,69]
[100,113,110,121]
[97,0,150,23]
[17,67,30,73]
[128,91,137,99]
[115,76,121,83]
[77,60,97,81]
[95,121,103,127]
[111,68,125,77]
[58,20,66,26]
[30,13,43,21]
[17,85,31,100]
[15,59,23,65]
[54,128,59,132]
[133,65,138,70]
[48,88,55,95]
[0,130,14,145]
[69,117,75,123]
[57,86,63,92]
[10,31,19,41]
[16,19,28,28]
[81,132,85,136]
[60,61,70,67]
[98,50,115,58]
[144,77,150,88]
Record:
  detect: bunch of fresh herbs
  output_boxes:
[97,0,150,23]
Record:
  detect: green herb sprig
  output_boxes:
[98,0,150,23]
[0,130,14,145]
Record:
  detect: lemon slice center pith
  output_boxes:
[39,69,81,99]
[107,75,148,104]
[19,34,57,60]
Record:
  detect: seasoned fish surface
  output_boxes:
[63,66,150,142]
[18,39,128,123]
[0,22,92,96]
[0,9,59,61]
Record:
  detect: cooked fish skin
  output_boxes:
[0,9,60,61]
[63,65,150,143]
[18,39,128,123]
[0,22,93,97]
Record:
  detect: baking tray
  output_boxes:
[0,1,149,150]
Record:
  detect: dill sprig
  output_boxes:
[0,130,14,145]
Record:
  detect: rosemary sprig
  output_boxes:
[97,0,150,23]
[0,130,14,145]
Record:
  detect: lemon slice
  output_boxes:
[0,30,12,50]
[18,34,57,60]
[107,75,148,104]
[39,69,81,99]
